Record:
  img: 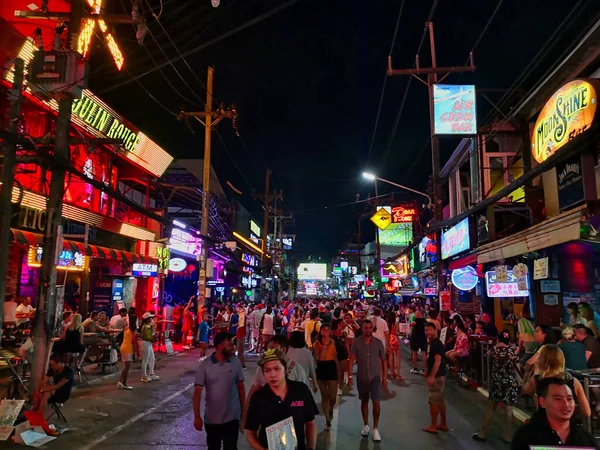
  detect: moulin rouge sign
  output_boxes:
[531,79,598,164]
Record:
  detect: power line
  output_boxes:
[366,0,405,164]
[96,0,303,96]
[379,0,439,168]
[215,129,256,191]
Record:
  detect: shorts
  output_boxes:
[410,340,427,352]
[357,377,381,401]
[251,328,260,339]
[121,352,134,362]
[236,327,246,339]
[428,376,446,405]
[316,360,338,381]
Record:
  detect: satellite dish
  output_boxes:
[211,0,220,7]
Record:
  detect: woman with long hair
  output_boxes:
[473,330,519,443]
[387,311,401,379]
[313,324,339,431]
[517,316,538,366]
[523,344,591,418]
[445,316,469,371]
[580,303,600,338]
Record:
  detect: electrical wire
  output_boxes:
[379,0,439,168]
[215,129,256,191]
[366,0,405,164]
[97,0,304,95]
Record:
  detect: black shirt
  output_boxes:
[46,365,74,402]
[427,338,446,377]
[511,414,598,450]
[245,380,319,450]
[411,318,427,343]
[583,335,600,369]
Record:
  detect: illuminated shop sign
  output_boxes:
[381,256,409,278]
[418,235,437,268]
[28,246,84,271]
[4,38,172,178]
[485,270,529,298]
[391,204,416,223]
[451,265,478,291]
[441,218,470,260]
[168,258,186,272]
[250,220,261,236]
[433,85,477,135]
[169,228,202,258]
[132,263,158,277]
[531,79,598,164]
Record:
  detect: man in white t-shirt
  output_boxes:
[260,305,275,352]
[16,297,34,328]
[370,308,389,350]
[3,295,18,323]
[250,303,265,352]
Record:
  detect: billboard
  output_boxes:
[169,228,202,258]
[433,84,476,135]
[441,217,470,259]
[485,270,529,297]
[378,222,413,254]
[297,263,328,281]
[531,79,598,164]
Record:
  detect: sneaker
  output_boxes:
[372,428,381,442]
[361,424,370,436]
[419,369,426,375]
[242,366,247,370]
[409,368,419,374]
[149,374,160,381]
[337,388,343,396]
[122,384,133,390]
[141,376,151,383]
[183,345,191,350]
[117,381,126,390]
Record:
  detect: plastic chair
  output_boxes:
[47,403,67,423]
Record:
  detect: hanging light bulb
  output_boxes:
[211,0,220,7]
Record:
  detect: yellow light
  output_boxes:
[233,232,264,254]
[98,20,124,70]
[4,38,36,84]
[78,19,96,58]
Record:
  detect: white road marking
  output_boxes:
[78,382,194,450]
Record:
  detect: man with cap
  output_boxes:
[194,332,246,450]
[245,349,318,450]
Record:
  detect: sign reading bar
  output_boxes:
[531,79,598,164]
[433,84,477,135]
[391,204,416,223]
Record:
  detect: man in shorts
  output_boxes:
[348,319,387,442]
[423,321,448,434]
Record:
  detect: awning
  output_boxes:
[448,253,478,271]
[11,229,157,264]
[476,205,585,264]
[398,288,417,296]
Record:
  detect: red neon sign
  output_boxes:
[391,206,416,223]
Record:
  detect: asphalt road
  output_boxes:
[5,347,518,449]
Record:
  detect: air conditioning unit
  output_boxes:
[27,51,88,99]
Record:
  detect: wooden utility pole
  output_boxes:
[387,21,475,297]
[0,58,24,346]
[177,68,237,309]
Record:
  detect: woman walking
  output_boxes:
[387,311,401,379]
[118,315,139,390]
[313,324,339,431]
[472,330,519,443]
[140,313,160,383]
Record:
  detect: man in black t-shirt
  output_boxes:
[574,324,600,368]
[409,310,427,374]
[423,322,448,434]
[34,354,74,412]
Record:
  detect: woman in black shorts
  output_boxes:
[314,324,339,431]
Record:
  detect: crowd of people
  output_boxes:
[187,296,600,450]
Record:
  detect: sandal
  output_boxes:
[324,422,331,431]
[472,433,486,442]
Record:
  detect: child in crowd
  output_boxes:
[141,312,160,383]
[118,314,140,390]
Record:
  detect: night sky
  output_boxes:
[88,0,597,257]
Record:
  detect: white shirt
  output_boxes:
[16,304,33,326]
[3,301,17,322]
[261,313,274,335]
[251,309,265,329]
[370,315,389,348]
[110,314,126,330]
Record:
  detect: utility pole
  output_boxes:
[269,197,291,304]
[387,21,475,298]
[253,169,283,303]
[177,68,237,310]
[29,0,85,395]
[0,58,24,346]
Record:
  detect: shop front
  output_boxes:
[164,226,202,306]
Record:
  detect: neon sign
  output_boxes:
[485,270,529,298]
[531,79,598,163]
[391,205,416,223]
[441,218,470,259]
[451,266,478,291]
[169,228,202,258]
[28,246,84,271]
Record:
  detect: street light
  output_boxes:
[362,172,432,207]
